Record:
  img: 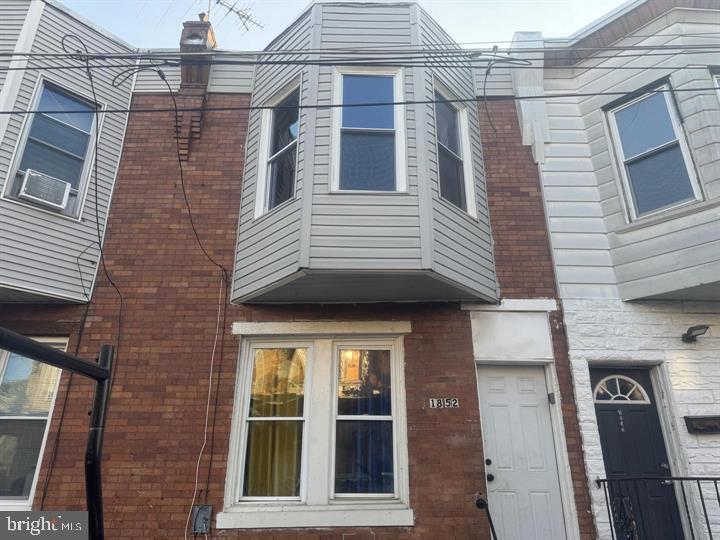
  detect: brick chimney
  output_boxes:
[175,12,216,161]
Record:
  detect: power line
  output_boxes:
[1,85,718,117]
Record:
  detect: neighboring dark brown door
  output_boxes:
[591,368,684,540]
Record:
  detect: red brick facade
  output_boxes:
[480,100,595,538]
[0,95,592,538]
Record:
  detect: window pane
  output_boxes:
[338,349,391,416]
[29,114,90,158]
[335,420,393,494]
[243,420,302,497]
[435,94,460,155]
[342,75,394,129]
[248,348,306,418]
[0,354,60,416]
[268,144,296,210]
[271,90,299,155]
[340,131,395,190]
[615,92,677,159]
[37,86,94,132]
[627,143,694,215]
[0,419,46,499]
[18,140,85,187]
[438,145,466,211]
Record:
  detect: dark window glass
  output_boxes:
[340,131,395,191]
[37,86,94,132]
[266,89,299,210]
[0,420,47,499]
[271,90,299,155]
[627,143,695,215]
[243,420,303,497]
[18,140,85,187]
[342,75,394,129]
[29,115,90,158]
[268,145,297,210]
[615,92,676,159]
[438,140,466,211]
[335,421,394,494]
[435,93,460,154]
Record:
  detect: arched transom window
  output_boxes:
[593,375,650,404]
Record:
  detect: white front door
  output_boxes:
[477,365,567,540]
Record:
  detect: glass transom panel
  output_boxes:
[593,375,650,404]
[614,92,677,159]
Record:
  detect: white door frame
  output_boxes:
[475,358,581,540]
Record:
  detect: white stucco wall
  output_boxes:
[563,298,720,537]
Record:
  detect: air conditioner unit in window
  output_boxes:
[18,169,71,211]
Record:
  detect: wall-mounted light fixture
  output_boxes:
[681,325,709,343]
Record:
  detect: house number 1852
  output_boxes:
[429,398,459,409]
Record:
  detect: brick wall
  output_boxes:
[479,100,596,538]
[6,93,491,539]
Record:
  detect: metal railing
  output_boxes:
[596,476,720,540]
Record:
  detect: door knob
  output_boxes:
[486,473,495,482]
[660,463,670,470]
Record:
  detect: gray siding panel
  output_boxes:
[0,1,29,92]
[232,10,313,300]
[0,3,133,301]
[419,8,498,299]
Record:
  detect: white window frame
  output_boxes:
[330,66,407,193]
[607,84,701,221]
[220,322,412,529]
[593,374,651,405]
[714,74,720,105]
[253,79,302,219]
[1,75,103,221]
[0,337,67,511]
[433,79,477,218]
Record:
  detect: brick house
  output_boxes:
[6,0,716,538]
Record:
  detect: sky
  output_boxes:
[60,0,629,51]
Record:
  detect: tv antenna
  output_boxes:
[211,0,263,31]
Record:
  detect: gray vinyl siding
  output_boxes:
[0,2,133,302]
[475,65,514,97]
[208,56,254,93]
[307,3,424,271]
[534,9,720,300]
[0,1,29,92]
[134,59,180,93]
[419,8,498,299]
[231,9,312,299]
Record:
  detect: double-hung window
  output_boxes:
[6,81,97,217]
[333,69,406,191]
[608,85,700,218]
[255,86,300,217]
[221,331,411,529]
[0,339,64,508]
[435,91,466,211]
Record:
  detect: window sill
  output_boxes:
[0,501,32,511]
[217,503,414,529]
[614,196,719,234]
[1,195,82,222]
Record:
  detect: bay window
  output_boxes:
[608,85,700,218]
[221,328,411,529]
[332,68,406,192]
[0,339,65,508]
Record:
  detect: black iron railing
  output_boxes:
[596,476,720,540]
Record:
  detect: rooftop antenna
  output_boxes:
[212,0,263,32]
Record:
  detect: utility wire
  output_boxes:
[2,85,719,118]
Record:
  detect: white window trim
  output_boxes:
[253,79,302,219]
[1,74,104,221]
[330,66,407,193]
[606,84,701,221]
[220,321,413,529]
[714,74,720,106]
[432,79,478,218]
[0,336,68,511]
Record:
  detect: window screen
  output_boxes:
[435,92,466,211]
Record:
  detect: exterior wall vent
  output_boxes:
[18,169,71,210]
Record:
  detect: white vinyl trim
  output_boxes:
[330,66,407,193]
[0,336,68,511]
[221,329,412,529]
[232,321,412,336]
[462,298,558,312]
